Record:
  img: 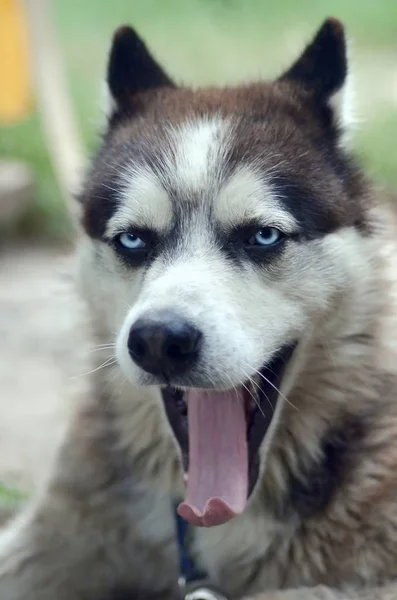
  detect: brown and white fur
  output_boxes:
[1,17,397,600]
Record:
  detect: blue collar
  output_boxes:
[174,505,207,584]
[174,506,229,600]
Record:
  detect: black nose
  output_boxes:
[128,312,203,378]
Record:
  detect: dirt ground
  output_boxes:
[0,242,88,497]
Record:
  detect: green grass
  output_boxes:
[0,482,27,507]
[1,0,397,238]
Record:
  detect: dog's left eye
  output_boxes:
[117,232,146,250]
[248,227,283,247]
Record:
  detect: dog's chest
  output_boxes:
[192,505,291,596]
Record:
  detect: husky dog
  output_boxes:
[2,16,397,600]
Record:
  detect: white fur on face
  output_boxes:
[104,117,301,387]
[114,227,359,389]
[215,166,298,232]
[87,116,371,393]
[105,167,172,237]
[167,118,228,195]
[105,117,229,237]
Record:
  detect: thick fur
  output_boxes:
[2,18,397,600]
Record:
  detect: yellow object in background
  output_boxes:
[0,0,33,124]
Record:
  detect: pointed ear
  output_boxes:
[106,25,175,116]
[279,18,353,132]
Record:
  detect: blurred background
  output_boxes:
[0,0,396,514]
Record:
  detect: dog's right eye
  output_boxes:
[117,232,146,250]
[248,227,284,247]
[112,231,153,265]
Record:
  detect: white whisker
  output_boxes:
[243,362,298,412]
[85,344,116,354]
[216,365,269,421]
[71,356,118,379]
[119,298,133,311]
[240,368,273,419]
[215,366,241,398]
[100,182,120,194]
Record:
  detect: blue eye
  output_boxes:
[117,232,146,250]
[250,227,283,247]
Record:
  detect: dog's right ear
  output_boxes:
[105,25,175,118]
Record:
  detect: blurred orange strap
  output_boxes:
[0,0,33,124]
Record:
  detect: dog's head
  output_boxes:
[80,19,372,527]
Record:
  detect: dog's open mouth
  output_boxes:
[162,343,296,527]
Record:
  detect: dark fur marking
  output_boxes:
[107,26,174,117]
[80,143,123,239]
[279,18,347,101]
[282,415,367,519]
[270,173,341,235]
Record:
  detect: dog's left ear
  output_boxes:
[105,25,175,118]
[279,18,353,133]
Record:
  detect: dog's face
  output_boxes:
[80,20,370,526]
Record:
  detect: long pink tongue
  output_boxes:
[177,389,248,527]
